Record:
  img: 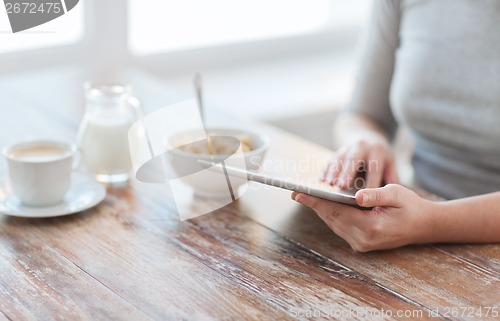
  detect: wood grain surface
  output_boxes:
[0,69,498,320]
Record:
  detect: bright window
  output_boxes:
[0,1,84,54]
[128,0,334,55]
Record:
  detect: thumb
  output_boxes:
[355,184,404,208]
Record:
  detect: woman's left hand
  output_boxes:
[291,184,437,252]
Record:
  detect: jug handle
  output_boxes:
[128,95,144,121]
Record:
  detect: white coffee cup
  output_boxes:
[3,140,77,207]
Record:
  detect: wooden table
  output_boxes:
[0,68,499,321]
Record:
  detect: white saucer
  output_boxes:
[0,174,106,218]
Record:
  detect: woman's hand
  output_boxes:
[292,184,437,252]
[322,135,399,189]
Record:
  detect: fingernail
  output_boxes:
[361,192,370,205]
[295,195,305,204]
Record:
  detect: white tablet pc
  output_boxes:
[200,160,368,210]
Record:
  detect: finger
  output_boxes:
[295,194,372,249]
[338,148,367,189]
[324,219,369,252]
[321,159,336,181]
[321,164,329,181]
[383,157,400,184]
[365,149,385,188]
[323,149,347,185]
[325,158,344,185]
[294,193,345,218]
[316,212,357,244]
[355,184,404,208]
[313,202,370,251]
[294,193,366,224]
[291,191,299,200]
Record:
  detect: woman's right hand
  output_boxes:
[322,135,399,189]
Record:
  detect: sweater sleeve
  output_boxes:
[345,0,401,138]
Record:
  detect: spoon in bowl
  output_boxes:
[193,73,214,155]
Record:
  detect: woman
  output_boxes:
[292,0,500,252]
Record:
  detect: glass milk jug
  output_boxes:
[77,82,141,183]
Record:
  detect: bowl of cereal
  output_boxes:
[166,128,270,197]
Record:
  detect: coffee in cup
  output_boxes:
[3,140,77,207]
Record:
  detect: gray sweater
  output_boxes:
[348,0,500,199]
